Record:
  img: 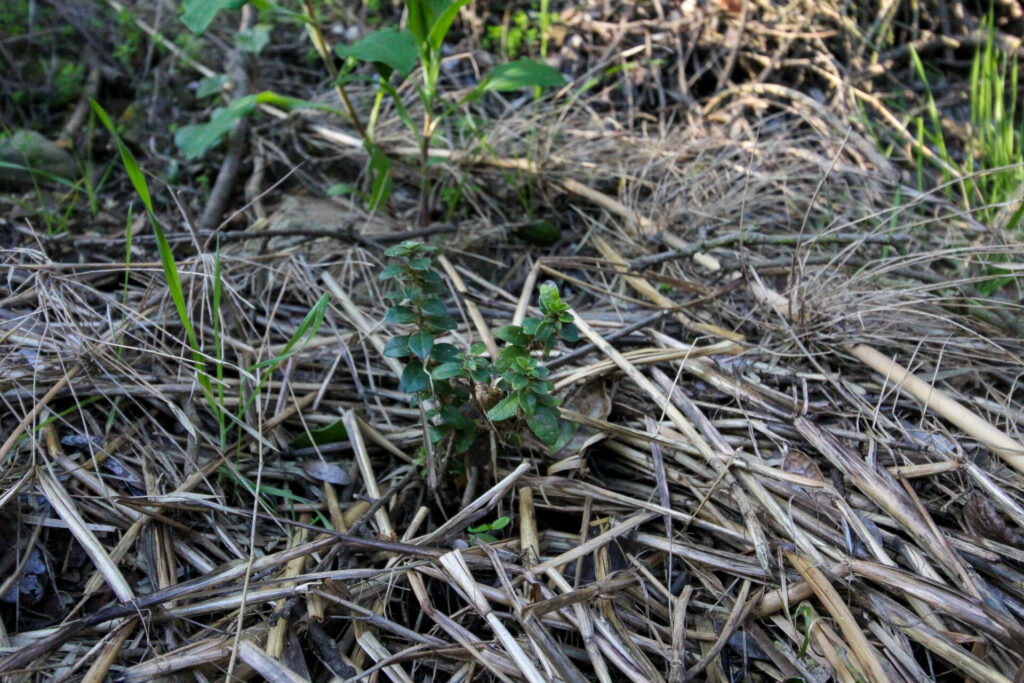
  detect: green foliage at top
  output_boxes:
[905,12,1023,292]
[382,244,577,452]
[336,0,564,218]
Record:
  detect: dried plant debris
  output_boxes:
[2,0,1024,680]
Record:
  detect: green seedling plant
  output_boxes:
[382,242,577,457]
[336,0,564,222]
[490,283,578,446]
[467,515,510,545]
[93,100,328,452]
[382,240,487,455]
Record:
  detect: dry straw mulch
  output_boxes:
[2,0,1024,681]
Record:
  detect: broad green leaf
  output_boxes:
[479,59,564,93]
[379,264,405,280]
[429,342,460,363]
[493,325,530,346]
[420,298,448,317]
[401,360,430,393]
[383,335,411,358]
[489,515,510,530]
[427,0,470,51]
[559,323,579,342]
[431,362,465,380]
[196,74,229,98]
[384,240,423,257]
[521,317,541,335]
[335,29,418,78]
[407,256,431,271]
[236,23,271,53]
[385,305,418,324]
[182,0,246,34]
[406,0,430,45]
[289,420,348,449]
[424,314,457,332]
[526,406,559,445]
[175,95,258,160]
[486,395,520,421]
[409,331,434,359]
[519,390,537,415]
[495,344,528,369]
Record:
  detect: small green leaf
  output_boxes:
[495,344,528,369]
[336,28,418,79]
[409,331,434,359]
[383,335,411,358]
[526,406,560,445]
[427,0,471,51]
[479,59,564,93]
[379,263,405,280]
[406,0,430,44]
[470,342,487,355]
[407,256,432,271]
[425,314,457,332]
[431,362,465,380]
[429,343,460,363]
[175,94,259,159]
[385,305,417,324]
[487,395,520,421]
[401,360,430,393]
[519,391,537,415]
[489,515,510,530]
[559,323,579,342]
[236,23,271,53]
[181,0,246,34]
[521,317,541,335]
[494,325,530,345]
[196,74,229,98]
[420,298,448,316]
[384,240,421,257]
[289,420,348,449]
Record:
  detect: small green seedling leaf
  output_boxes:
[182,0,247,34]
[383,335,411,358]
[401,360,430,393]
[427,0,471,51]
[487,395,520,421]
[493,325,530,346]
[385,305,418,324]
[527,406,560,445]
[176,95,258,160]
[479,59,564,93]
[289,420,349,449]
[409,331,434,359]
[336,29,418,78]
[431,362,465,380]
[236,23,271,54]
[196,74,229,98]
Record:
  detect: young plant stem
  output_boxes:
[419,110,432,227]
[301,0,367,141]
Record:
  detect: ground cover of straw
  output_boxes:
[2,0,1024,681]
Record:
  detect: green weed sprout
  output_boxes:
[382,242,577,453]
[468,515,510,545]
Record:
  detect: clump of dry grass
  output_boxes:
[2,0,1024,680]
